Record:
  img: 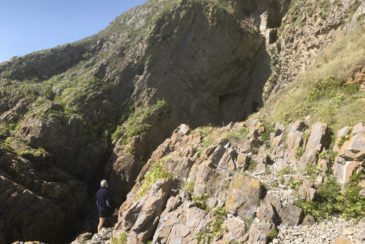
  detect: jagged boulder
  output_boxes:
[286,121,307,163]
[222,215,248,243]
[114,179,174,242]
[278,204,304,227]
[333,157,361,187]
[299,122,330,170]
[152,200,212,244]
[71,228,112,244]
[333,122,365,186]
[225,174,266,219]
[342,132,365,161]
[333,126,351,152]
[192,161,230,209]
[298,180,317,201]
[247,220,277,244]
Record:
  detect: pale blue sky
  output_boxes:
[0,0,147,62]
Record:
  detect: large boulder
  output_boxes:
[114,179,173,242]
[222,216,248,243]
[342,133,365,161]
[285,121,306,163]
[192,161,230,209]
[247,220,277,244]
[299,122,330,170]
[333,126,351,152]
[225,174,265,219]
[278,204,304,227]
[298,180,317,201]
[152,201,212,244]
[333,158,360,186]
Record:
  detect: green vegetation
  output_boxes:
[247,158,258,171]
[305,164,320,181]
[17,147,49,160]
[54,75,111,118]
[0,122,10,139]
[261,121,274,145]
[111,232,128,244]
[4,137,49,160]
[319,150,337,165]
[296,147,304,159]
[192,193,208,210]
[303,131,310,143]
[297,174,365,220]
[196,206,226,243]
[195,126,216,149]
[24,98,64,120]
[212,206,226,216]
[137,160,172,197]
[225,127,248,144]
[182,181,195,193]
[0,79,54,105]
[242,216,254,229]
[267,229,279,241]
[266,28,365,131]
[112,100,169,144]
[336,133,350,148]
[278,166,295,176]
[288,177,302,191]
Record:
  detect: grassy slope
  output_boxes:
[260,27,365,131]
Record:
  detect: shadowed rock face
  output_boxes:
[136,1,266,125]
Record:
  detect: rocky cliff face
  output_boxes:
[0,0,364,243]
[262,0,365,98]
[77,119,365,243]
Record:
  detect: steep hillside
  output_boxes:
[262,27,365,131]
[263,0,365,98]
[1,0,365,243]
[0,0,285,242]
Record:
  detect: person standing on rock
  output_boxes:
[96,179,113,233]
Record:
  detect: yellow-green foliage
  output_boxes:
[319,150,337,165]
[196,206,226,243]
[138,160,172,197]
[112,100,168,144]
[265,28,365,131]
[247,158,258,171]
[267,229,279,241]
[297,174,365,220]
[111,232,128,244]
[0,78,54,104]
[225,127,248,144]
[242,217,254,229]
[261,120,274,144]
[195,126,216,148]
[0,122,9,138]
[182,180,195,193]
[24,98,64,120]
[295,147,304,159]
[277,166,295,176]
[192,193,208,210]
[54,75,109,114]
[5,137,49,160]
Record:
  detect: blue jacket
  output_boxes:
[96,187,112,210]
